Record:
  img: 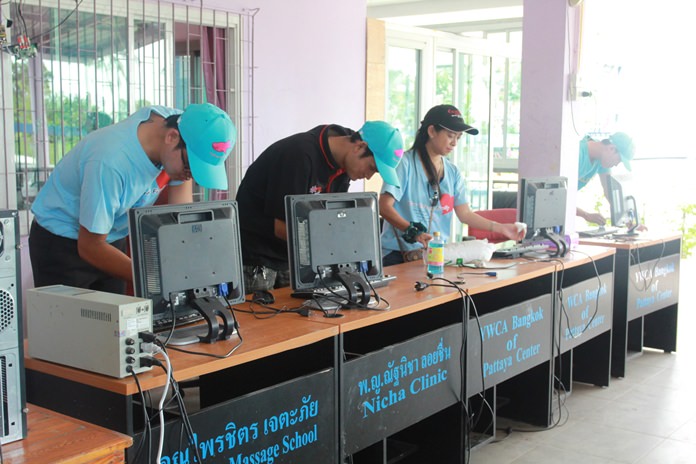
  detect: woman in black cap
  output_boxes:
[379,104,524,266]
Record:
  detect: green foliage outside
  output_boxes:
[678,204,696,258]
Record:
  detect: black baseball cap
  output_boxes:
[422,104,479,135]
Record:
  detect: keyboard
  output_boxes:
[153,310,204,333]
[290,274,397,299]
[492,243,549,259]
[578,227,618,238]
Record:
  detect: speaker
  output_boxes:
[0,210,27,444]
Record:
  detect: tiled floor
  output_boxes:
[469,257,696,464]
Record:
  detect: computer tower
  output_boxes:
[0,210,27,444]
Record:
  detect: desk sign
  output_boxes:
[342,324,462,455]
[557,273,613,352]
[467,294,552,398]
[149,370,335,464]
[627,253,680,320]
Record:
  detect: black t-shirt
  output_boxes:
[236,124,353,269]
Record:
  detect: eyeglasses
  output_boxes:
[428,182,440,207]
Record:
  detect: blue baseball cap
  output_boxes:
[358,121,404,188]
[609,132,634,171]
[178,103,236,190]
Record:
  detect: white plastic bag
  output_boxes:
[443,239,496,264]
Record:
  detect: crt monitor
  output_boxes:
[607,175,640,234]
[285,192,384,306]
[128,200,244,343]
[518,176,569,255]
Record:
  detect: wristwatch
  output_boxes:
[402,222,427,243]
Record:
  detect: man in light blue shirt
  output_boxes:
[29,103,236,293]
[576,132,634,224]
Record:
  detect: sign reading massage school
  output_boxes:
[627,253,679,320]
[146,370,335,464]
[557,273,613,352]
[467,294,552,398]
[343,324,462,455]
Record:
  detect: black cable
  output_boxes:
[459,284,493,449]
[156,364,203,464]
[562,250,604,340]
[237,300,307,318]
[422,276,478,463]
[130,370,152,464]
[629,239,666,292]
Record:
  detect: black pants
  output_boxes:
[28,219,128,294]
[383,250,405,267]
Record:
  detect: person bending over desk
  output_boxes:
[576,132,634,225]
[236,121,404,293]
[29,103,236,294]
[379,104,524,267]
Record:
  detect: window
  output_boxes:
[0,0,242,233]
[382,24,521,240]
[386,45,420,150]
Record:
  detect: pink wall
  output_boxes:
[214,0,368,167]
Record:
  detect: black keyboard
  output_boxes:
[290,274,396,299]
[492,243,549,258]
[153,310,204,333]
[578,227,618,238]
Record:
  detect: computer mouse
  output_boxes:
[252,290,275,304]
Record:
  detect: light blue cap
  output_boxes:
[609,132,634,171]
[178,103,236,190]
[358,121,404,188]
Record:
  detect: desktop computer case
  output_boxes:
[0,210,27,444]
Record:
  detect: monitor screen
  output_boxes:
[519,176,568,240]
[128,200,244,338]
[285,192,383,305]
[607,175,640,233]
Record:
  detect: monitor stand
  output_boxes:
[540,229,568,257]
[168,296,237,344]
[160,322,238,346]
[334,270,371,307]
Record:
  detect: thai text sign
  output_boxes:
[343,324,462,455]
[150,369,335,463]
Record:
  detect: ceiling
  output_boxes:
[366,0,524,35]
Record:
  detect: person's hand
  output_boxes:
[500,223,526,241]
[416,232,433,248]
[584,212,607,226]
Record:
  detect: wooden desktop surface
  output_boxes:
[275,244,615,330]
[24,311,338,395]
[23,244,614,395]
[579,232,681,250]
[0,404,132,463]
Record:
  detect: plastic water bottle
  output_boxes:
[427,231,445,276]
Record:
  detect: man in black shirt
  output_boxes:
[236,121,403,293]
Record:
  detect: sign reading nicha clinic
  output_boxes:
[467,294,552,398]
[343,324,462,455]
[557,273,613,352]
[627,253,679,320]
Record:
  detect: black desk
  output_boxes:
[464,245,615,448]
[24,248,619,463]
[553,248,615,390]
[580,233,681,378]
[25,315,340,463]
